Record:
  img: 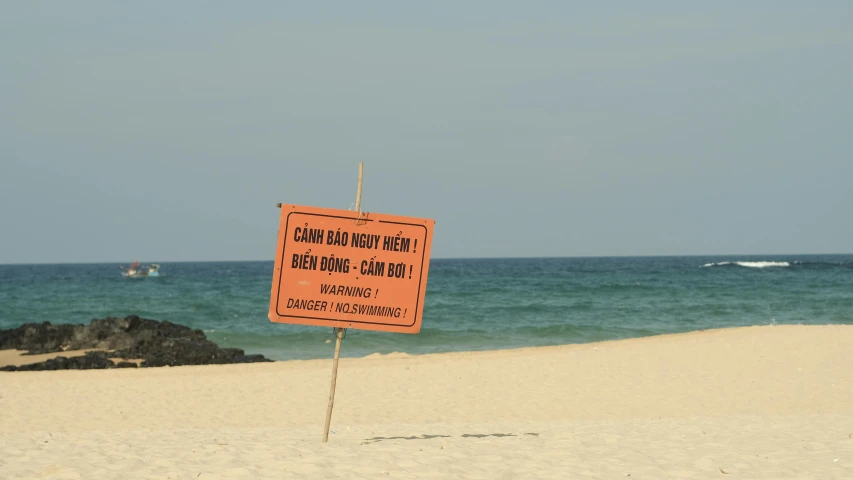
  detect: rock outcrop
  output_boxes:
[0,316,272,371]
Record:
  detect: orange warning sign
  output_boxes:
[269,204,435,334]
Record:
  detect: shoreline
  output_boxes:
[2,322,843,369]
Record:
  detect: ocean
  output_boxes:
[1,255,851,361]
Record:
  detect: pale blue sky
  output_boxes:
[2,2,851,263]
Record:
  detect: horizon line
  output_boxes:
[1,252,851,266]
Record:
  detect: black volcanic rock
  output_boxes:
[0,322,81,354]
[0,316,272,370]
[1,351,117,371]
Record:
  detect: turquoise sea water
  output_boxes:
[1,256,851,360]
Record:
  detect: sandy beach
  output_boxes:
[1,324,852,479]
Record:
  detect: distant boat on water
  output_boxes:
[120,261,160,278]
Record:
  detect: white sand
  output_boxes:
[1,325,852,479]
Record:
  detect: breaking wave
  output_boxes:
[701,261,790,268]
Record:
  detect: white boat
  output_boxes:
[120,261,160,278]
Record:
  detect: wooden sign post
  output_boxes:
[270,164,434,442]
[323,162,362,443]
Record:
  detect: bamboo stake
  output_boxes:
[322,327,344,442]
[355,162,363,212]
[323,162,363,443]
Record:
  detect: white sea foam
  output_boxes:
[701,261,790,268]
[736,261,790,268]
